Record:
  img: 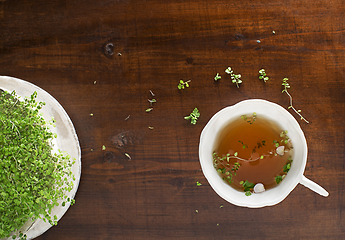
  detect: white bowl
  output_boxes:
[199,99,328,208]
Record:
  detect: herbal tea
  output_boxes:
[213,113,293,195]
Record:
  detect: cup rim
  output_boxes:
[199,99,308,208]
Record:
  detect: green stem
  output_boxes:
[284,90,309,123]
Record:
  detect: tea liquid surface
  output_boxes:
[214,114,293,190]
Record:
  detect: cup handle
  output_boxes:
[300,175,329,197]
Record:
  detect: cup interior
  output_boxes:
[199,99,308,208]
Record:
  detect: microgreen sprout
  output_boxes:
[196,181,202,186]
[225,67,242,88]
[257,140,266,148]
[214,150,270,164]
[178,79,191,89]
[259,69,269,82]
[275,158,292,184]
[282,78,309,123]
[231,162,241,172]
[273,140,279,148]
[184,108,200,124]
[214,73,221,81]
[102,145,106,150]
[242,112,256,124]
[148,99,156,106]
[213,153,242,184]
[280,130,290,144]
[146,108,153,112]
[283,158,293,173]
[283,162,292,173]
[238,140,248,149]
[148,126,154,130]
[275,175,283,184]
[239,180,255,196]
[0,91,75,239]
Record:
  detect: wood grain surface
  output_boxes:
[1,0,344,239]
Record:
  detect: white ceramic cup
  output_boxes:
[199,99,328,208]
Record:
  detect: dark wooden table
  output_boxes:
[1,0,344,239]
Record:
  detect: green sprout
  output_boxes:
[231,162,241,172]
[148,98,156,106]
[275,175,283,184]
[282,78,309,123]
[273,140,279,148]
[184,108,200,124]
[259,69,269,82]
[225,67,242,88]
[213,153,242,184]
[238,140,248,149]
[178,79,191,89]
[283,158,293,173]
[196,181,202,186]
[243,112,256,124]
[214,73,221,81]
[0,90,75,239]
[240,180,255,196]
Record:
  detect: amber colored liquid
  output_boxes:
[214,115,293,191]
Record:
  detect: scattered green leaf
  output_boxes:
[259,69,269,82]
[178,79,191,89]
[225,67,242,88]
[148,99,156,106]
[214,73,221,81]
[184,108,200,125]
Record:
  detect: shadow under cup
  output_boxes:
[199,99,324,208]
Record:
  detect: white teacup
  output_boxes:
[199,99,328,208]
